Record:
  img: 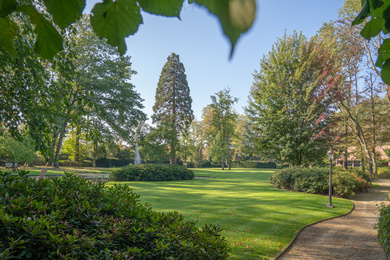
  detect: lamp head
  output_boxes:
[327,147,334,161]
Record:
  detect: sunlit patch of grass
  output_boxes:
[107,168,353,259]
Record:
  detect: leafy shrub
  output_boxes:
[194,160,212,168]
[186,162,195,168]
[0,171,228,259]
[332,171,360,198]
[376,203,390,255]
[110,164,195,181]
[232,161,277,168]
[96,158,131,168]
[377,167,390,178]
[270,167,368,198]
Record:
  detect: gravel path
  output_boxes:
[277,179,390,260]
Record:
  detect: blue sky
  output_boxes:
[85,0,346,122]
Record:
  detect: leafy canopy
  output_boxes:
[0,0,256,59]
[353,0,390,84]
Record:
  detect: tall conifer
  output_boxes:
[152,53,194,164]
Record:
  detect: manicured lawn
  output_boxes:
[107,168,353,259]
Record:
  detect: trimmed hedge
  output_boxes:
[110,164,195,181]
[270,167,369,198]
[232,161,277,169]
[0,171,228,259]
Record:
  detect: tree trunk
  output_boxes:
[361,147,365,174]
[227,138,231,170]
[343,121,348,170]
[74,124,81,163]
[93,142,97,168]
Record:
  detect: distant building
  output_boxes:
[336,145,390,167]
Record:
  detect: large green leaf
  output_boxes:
[376,38,390,67]
[0,0,18,18]
[138,0,183,18]
[90,0,142,55]
[353,0,370,25]
[17,5,63,59]
[381,59,390,85]
[43,0,85,29]
[0,17,18,58]
[360,17,384,40]
[193,0,256,57]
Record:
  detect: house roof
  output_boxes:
[337,145,390,161]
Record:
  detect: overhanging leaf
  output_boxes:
[353,0,370,25]
[0,0,18,18]
[0,17,18,58]
[17,5,63,59]
[360,17,384,40]
[377,39,390,68]
[381,59,390,85]
[193,0,256,57]
[43,0,85,29]
[90,0,142,55]
[138,0,183,18]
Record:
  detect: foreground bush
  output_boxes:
[270,167,369,198]
[376,203,390,255]
[110,164,194,181]
[0,172,228,259]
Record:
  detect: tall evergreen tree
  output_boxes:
[152,53,194,164]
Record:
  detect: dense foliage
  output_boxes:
[0,1,255,59]
[0,172,227,259]
[152,53,194,164]
[231,161,276,169]
[110,164,195,181]
[247,32,340,166]
[270,167,369,198]
[376,203,390,255]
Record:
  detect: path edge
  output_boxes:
[275,201,356,260]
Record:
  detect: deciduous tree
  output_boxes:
[247,32,341,166]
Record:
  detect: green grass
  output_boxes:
[107,168,353,259]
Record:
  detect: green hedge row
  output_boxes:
[0,171,228,259]
[231,161,277,169]
[187,161,276,169]
[110,164,194,181]
[270,167,369,198]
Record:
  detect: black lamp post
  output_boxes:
[327,148,334,208]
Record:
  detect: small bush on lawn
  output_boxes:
[375,203,390,255]
[270,167,369,198]
[0,171,228,259]
[110,164,194,181]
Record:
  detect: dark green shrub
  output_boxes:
[0,171,228,259]
[291,168,328,194]
[232,161,277,168]
[332,171,360,198]
[270,167,368,198]
[186,162,195,168]
[110,164,195,181]
[376,203,390,255]
[194,160,212,168]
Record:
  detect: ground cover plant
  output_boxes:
[107,168,353,259]
[0,171,228,259]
